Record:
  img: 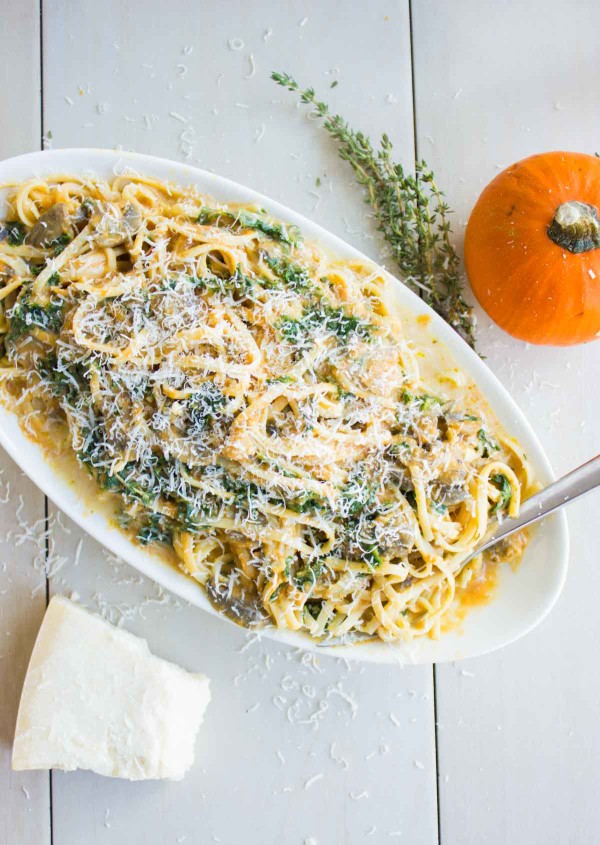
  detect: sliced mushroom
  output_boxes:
[485,530,528,564]
[28,203,69,248]
[123,203,142,233]
[485,537,511,563]
[372,510,414,554]
[430,481,468,505]
[389,467,414,493]
[205,578,268,628]
[92,202,142,247]
[71,198,96,224]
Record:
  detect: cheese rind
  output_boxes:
[12,595,210,780]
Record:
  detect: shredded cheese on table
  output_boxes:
[0,173,535,643]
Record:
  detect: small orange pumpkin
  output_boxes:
[465,151,600,345]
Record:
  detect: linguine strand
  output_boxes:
[0,173,535,643]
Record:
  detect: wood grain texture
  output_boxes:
[3,2,598,843]
[411,1,600,842]
[0,4,50,845]
[41,2,439,844]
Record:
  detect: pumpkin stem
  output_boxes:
[547,201,600,253]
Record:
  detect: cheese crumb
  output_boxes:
[304,773,324,789]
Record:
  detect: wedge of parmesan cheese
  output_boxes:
[12,595,210,781]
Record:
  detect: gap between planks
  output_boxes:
[39,0,54,841]
[407,1,443,841]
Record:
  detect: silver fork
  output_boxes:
[461,453,600,567]
[319,455,599,647]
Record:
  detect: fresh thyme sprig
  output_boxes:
[271,71,476,348]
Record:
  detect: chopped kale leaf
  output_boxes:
[263,254,312,291]
[279,303,372,345]
[490,473,512,514]
[7,293,64,340]
[3,221,27,246]
[477,428,500,458]
[197,207,301,245]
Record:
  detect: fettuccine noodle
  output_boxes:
[0,173,534,643]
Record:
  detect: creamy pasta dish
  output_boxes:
[0,174,534,644]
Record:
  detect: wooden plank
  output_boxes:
[42,2,440,843]
[0,4,51,845]
[411,1,600,842]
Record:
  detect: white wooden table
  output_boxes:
[1,2,599,843]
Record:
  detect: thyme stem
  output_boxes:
[271,71,477,349]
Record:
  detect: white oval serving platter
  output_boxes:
[0,148,569,664]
